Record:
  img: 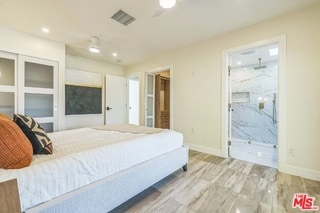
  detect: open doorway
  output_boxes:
[228,43,279,168]
[145,66,173,129]
[155,71,170,129]
[222,35,286,170]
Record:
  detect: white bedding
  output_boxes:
[0,126,183,211]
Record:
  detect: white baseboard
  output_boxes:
[185,143,320,181]
[184,143,224,158]
[281,165,320,181]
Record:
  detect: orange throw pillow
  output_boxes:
[0,114,33,169]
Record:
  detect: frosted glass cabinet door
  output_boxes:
[0,57,15,86]
[147,74,154,95]
[25,93,54,117]
[0,92,14,116]
[40,123,54,133]
[25,62,54,88]
[147,96,154,116]
[19,55,58,132]
[145,73,155,127]
[0,52,17,116]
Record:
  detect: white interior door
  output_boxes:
[145,73,155,127]
[105,75,127,124]
[128,77,140,125]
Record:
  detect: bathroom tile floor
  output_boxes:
[230,141,278,168]
[111,150,320,213]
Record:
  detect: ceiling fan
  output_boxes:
[88,36,100,53]
[69,36,104,56]
[68,36,123,63]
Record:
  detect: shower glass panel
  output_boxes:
[231,61,278,146]
[230,56,278,168]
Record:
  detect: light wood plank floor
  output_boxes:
[110,150,320,213]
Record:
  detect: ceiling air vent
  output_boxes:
[111,10,136,26]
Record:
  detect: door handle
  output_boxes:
[106,106,112,111]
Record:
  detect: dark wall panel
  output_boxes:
[65,85,102,115]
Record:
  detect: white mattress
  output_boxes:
[0,126,183,211]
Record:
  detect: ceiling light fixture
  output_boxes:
[112,52,118,57]
[41,27,50,33]
[269,47,278,56]
[159,0,176,9]
[89,36,100,53]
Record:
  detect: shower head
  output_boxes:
[254,58,267,70]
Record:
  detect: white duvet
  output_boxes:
[0,126,183,211]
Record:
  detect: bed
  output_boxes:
[0,123,188,213]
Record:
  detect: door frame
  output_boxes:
[221,35,286,172]
[145,65,174,129]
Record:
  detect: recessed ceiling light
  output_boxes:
[112,52,118,57]
[269,48,278,56]
[237,61,242,65]
[41,27,50,33]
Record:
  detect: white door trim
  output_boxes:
[221,35,287,172]
[145,65,174,129]
[126,73,140,125]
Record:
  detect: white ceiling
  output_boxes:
[0,0,319,66]
[231,43,279,68]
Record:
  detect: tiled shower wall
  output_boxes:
[231,61,278,145]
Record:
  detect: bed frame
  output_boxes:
[24,145,188,213]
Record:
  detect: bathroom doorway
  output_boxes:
[227,43,279,168]
[222,36,286,170]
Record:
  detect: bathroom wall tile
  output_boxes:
[231,61,278,145]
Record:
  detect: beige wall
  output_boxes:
[65,54,125,129]
[66,54,125,77]
[126,4,320,180]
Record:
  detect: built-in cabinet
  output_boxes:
[0,51,58,132]
[0,52,17,117]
